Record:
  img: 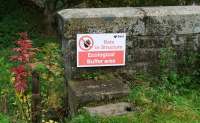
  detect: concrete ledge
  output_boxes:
[84,102,133,117]
[57,6,200,115]
[58,6,200,78]
[58,6,200,19]
[68,79,130,115]
[58,6,200,36]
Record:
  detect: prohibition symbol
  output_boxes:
[79,35,94,51]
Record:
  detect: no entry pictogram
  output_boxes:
[79,35,94,51]
[77,33,126,67]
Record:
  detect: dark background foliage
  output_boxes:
[1,0,199,48]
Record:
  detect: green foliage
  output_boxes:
[69,110,134,123]
[0,113,10,123]
[34,63,48,73]
[0,51,17,115]
[128,79,200,123]
[79,72,115,80]
[0,0,63,121]
[160,47,176,74]
[80,73,99,80]
[34,42,64,120]
[69,111,99,123]
[0,0,48,48]
[159,47,200,91]
[0,57,12,93]
[69,72,200,123]
[1,0,200,122]
[177,50,200,87]
[68,46,200,123]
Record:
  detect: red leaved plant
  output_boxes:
[10,32,37,93]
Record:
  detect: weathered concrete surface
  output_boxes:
[57,6,200,115]
[58,6,200,36]
[58,6,200,79]
[84,102,133,117]
[68,79,129,114]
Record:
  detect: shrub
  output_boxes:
[10,32,37,121]
[159,47,200,91]
[0,113,10,123]
[34,42,65,120]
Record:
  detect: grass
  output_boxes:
[0,0,59,122]
[67,75,200,123]
[1,0,200,123]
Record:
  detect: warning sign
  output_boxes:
[77,33,126,67]
[79,35,94,51]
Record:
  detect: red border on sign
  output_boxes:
[79,35,94,51]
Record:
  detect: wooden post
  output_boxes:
[32,71,41,123]
[0,94,8,113]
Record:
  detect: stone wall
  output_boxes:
[57,6,200,80]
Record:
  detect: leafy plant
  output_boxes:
[0,113,10,123]
[160,47,176,74]
[10,32,37,93]
[159,47,184,91]
[177,50,200,88]
[34,42,65,121]
[0,57,12,94]
[159,47,200,91]
[79,71,116,80]
[10,32,37,122]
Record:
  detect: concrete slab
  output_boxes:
[68,79,130,115]
[84,102,133,117]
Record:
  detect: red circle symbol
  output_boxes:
[79,35,94,51]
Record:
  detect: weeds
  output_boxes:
[67,47,200,123]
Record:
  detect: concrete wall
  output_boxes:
[57,6,200,80]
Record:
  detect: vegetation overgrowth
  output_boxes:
[0,0,199,123]
[68,47,200,123]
